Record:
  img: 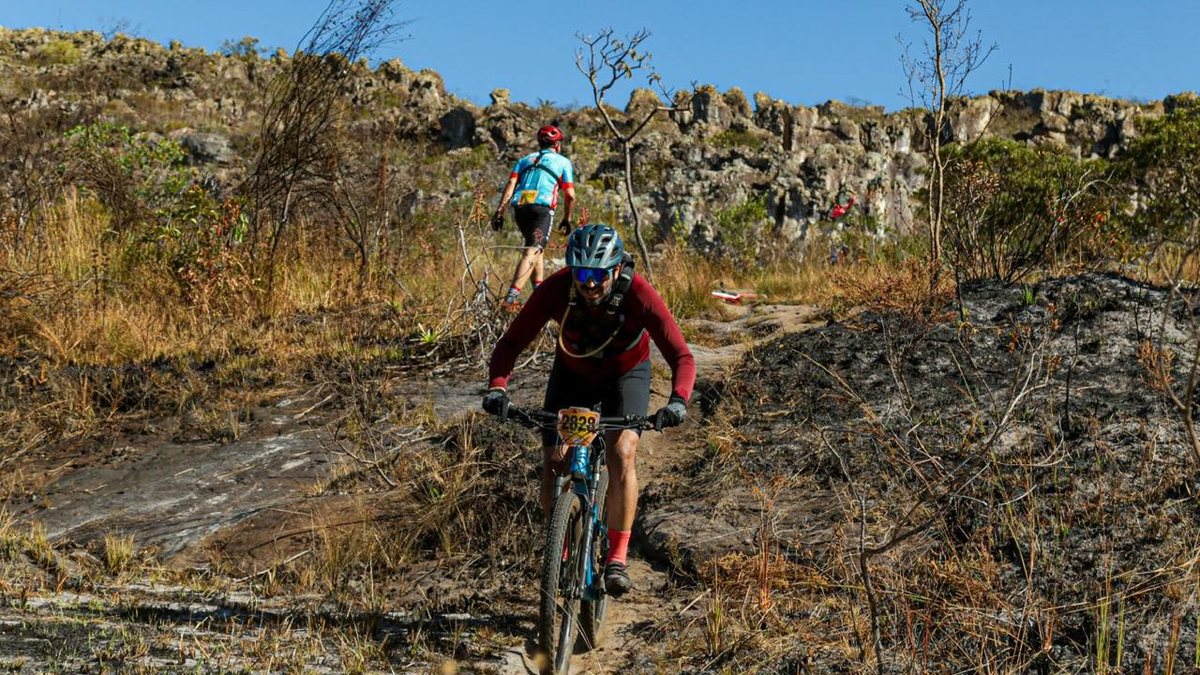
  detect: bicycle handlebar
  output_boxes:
[497,405,660,432]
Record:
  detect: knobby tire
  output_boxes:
[539,489,584,674]
[577,466,608,652]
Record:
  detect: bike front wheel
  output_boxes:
[539,489,585,674]
[577,466,608,652]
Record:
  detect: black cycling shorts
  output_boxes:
[540,358,651,447]
[514,204,553,249]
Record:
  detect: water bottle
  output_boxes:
[569,445,589,480]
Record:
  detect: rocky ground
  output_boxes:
[0,290,824,672]
[4,273,1200,673]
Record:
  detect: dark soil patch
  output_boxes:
[641,273,1200,672]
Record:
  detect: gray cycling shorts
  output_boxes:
[540,358,651,447]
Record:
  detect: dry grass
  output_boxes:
[102,533,138,580]
[1,191,474,368]
[2,188,890,374]
[657,243,834,320]
[830,257,956,322]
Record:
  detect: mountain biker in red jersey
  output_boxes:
[482,224,695,597]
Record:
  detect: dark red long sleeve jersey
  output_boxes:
[488,268,696,401]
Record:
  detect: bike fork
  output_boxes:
[578,493,597,600]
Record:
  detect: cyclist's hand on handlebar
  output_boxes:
[654,394,687,431]
[482,387,510,421]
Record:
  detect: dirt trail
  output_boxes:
[0,301,822,673]
[498,303,825,674]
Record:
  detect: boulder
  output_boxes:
[690,85,731,130]
[625,88,662,116]
[723,87,753,127]
[1041,112,1070,133]
[378,57,410,84]
[439,107,476,150]
[178,132,234,165]
[489,88,510,107]
[952,95,999,141]
[410,70,444,108]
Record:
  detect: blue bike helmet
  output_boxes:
[566,224,624,269]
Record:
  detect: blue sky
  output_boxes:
[4,1,1199,111]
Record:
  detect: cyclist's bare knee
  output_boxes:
[606,432,638,473]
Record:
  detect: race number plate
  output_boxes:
[518,189,539,206]
[557,407,600,447]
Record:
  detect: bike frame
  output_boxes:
[554,438,607,602]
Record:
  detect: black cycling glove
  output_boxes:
[655,394,687,431]
[482,388,510,420]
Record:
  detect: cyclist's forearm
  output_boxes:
[560,188,575,220]
[496,177,518,212]
[488,303,551,387]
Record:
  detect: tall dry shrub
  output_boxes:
[0,104,94,264]
[243,0,406,295]
[940,139,1117,283]
[1120,96,1200,471]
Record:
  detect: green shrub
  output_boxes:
[64,122,191,233]
[220,36,264,61]
[712,195,770,265]
[939,138,1119,282]
[35,39,81,66]
[1119,95,1200,244]
[157,185,250,308]
[710,129,766,151]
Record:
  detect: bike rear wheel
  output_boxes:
[577,466,608,652]
[539,490,585,674]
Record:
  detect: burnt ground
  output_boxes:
[6,274,1199,673]
[638,272,1200,672]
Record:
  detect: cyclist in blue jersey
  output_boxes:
[491,125,576,311]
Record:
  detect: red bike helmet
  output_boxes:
[536,125,564,146]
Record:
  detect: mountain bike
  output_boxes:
[495,404,658,675]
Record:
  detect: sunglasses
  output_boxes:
[572,267,612,285]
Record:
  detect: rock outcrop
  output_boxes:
[0,28,1180,251]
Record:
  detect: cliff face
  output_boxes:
[467,86,1161,246]
[0,28,1181,247]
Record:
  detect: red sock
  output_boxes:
[606,530,631,565]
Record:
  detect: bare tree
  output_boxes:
[899,0,996,276]
[576,28,686,279]
[243,0,406,294]
[330,134,400,290]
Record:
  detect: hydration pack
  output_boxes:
[516,150,563,190]
[604,252,636,318]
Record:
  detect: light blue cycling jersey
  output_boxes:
[508,149,575,210]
